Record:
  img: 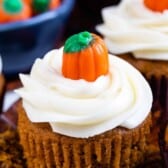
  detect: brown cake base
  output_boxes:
[17,100,153,168]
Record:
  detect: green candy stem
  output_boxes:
[64,31,93,53]
[3,0,23,14]
[33,0,50,13]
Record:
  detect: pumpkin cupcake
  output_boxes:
[16,31,153,167]
[96,0,168,106]
[96,0,168,161]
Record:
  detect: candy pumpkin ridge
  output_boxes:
[62,31,109,82]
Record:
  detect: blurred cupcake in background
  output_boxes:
[96,0,168,106]
[96,0,168,163]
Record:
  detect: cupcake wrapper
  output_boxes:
[157,78,168,168]
[159,122,168,168]
[143,74,168,162]
[17,102,152,168]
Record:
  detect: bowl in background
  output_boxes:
[0,0,75,79]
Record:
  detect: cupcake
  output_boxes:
[96,0,168,160]
[96,0,168,106]
[16,31,153,167]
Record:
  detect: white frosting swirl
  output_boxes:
[16,48,152,138]
[96,0,168,60]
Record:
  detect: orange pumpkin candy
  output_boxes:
[23,0,60,9]
[0,0,31,23]
[23,0,32,5]
[49,0,60,10]
[144,0,168,12]
[32,0,60,13]
[62,31,109,82]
